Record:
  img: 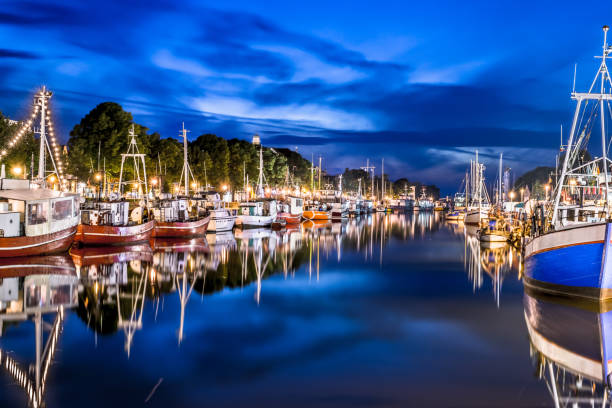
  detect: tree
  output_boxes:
[0,111,38,178]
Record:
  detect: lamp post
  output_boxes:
[545,184,550,201]
[509,191,515,202]
[95,172,102,200]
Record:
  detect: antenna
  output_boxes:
[572,63,577,93]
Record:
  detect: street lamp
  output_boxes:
[222,184,228,191]
[509,191,515,201]
[11,166,22,177]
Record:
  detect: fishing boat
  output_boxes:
[151,124,210,238]
[151,196,209,237]
[236,200,278,227]
[417,188,434,211]
[277,196,303,224]
[330,201,349,220]
[445,210,465,221]
[465,151,491,225]
[303,202,331,220]
[77,125,155,245]
[478,216,509,246]
[0,87,80,257]
[194,192,236,232]
[524,27,612,300]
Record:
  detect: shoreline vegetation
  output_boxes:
[1,101,440,198]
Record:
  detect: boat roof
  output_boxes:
[0,188,79,201]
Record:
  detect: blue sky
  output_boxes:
[0,0,608,192]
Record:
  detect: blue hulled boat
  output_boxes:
[524,26,612,300]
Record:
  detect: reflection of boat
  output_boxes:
[70,244,153,267]
[302,219,332,230]
[524,290,612,403]
[465,232,516,306]
[150,237,209,253]
[0,254,75,277]
[0,264,77,408]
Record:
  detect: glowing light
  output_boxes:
[191,182,197,189]
[151,178,158,186]
[11,166,22,176]
[222,184,228,191]
[95,173,102,181]
[49,175,57,183]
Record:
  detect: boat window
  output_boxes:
[52,199,72,221]
[27,202,48,225]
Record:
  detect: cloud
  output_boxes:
[0,49,40,59]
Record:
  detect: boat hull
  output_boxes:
[524,222,612,300]
[302,210,331,220]
[208,216,235,232]
[76,220,156,245]
[465,209,489,225]
[152,216,210,237]
[277,212,302,224]
[236,214,276,227]
[0,226,76,257]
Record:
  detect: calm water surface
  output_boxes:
[0,213,572,407]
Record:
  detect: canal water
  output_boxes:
[0,213,576,407]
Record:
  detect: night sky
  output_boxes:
[0,0,609,192]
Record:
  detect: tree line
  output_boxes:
[0,102,439,197]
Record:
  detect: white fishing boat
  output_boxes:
[465,151,491,225]
[236,200,277,227]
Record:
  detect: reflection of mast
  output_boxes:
[117,263,148,357]
[176,269,197,345]
[1,308,65,408]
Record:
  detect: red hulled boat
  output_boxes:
[76,218,155,245]
[0,188,80,257]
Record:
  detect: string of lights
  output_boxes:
[0,104,40,159]
[0,87,66,189]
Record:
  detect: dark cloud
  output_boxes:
[0,49,40,59]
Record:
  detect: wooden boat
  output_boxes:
[151,196,210,237]
[208,208,236,232]
[0,188,80,257]
[236,200,277,227]
[277,196,303,224]
[76,219,155,245]
[330,201,349,220]
[303,204,331,220]
[77,199,155,245]
[154,216,209,237]
[271,218,287,230]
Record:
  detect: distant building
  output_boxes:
[252,134,260,146]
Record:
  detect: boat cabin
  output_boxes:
[287,197,303,215]
[239,200,277,217]
[81,200,131,226]
[151,197,190,222]
[0,189,79,238]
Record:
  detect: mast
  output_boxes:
[257,146,264,197]
[310,153,314,193]
[118,124,148,197]
[381,158,385,200]
[498,153,503,205]
[180,122,191,195]
[318,155,322,191]
[553,26,612,224]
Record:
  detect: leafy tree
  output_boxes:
[0,111,38,178]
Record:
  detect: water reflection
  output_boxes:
[0,256,78,408]
[524,290,612,406]
[464,232,520,307]
[0,212,546,407]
